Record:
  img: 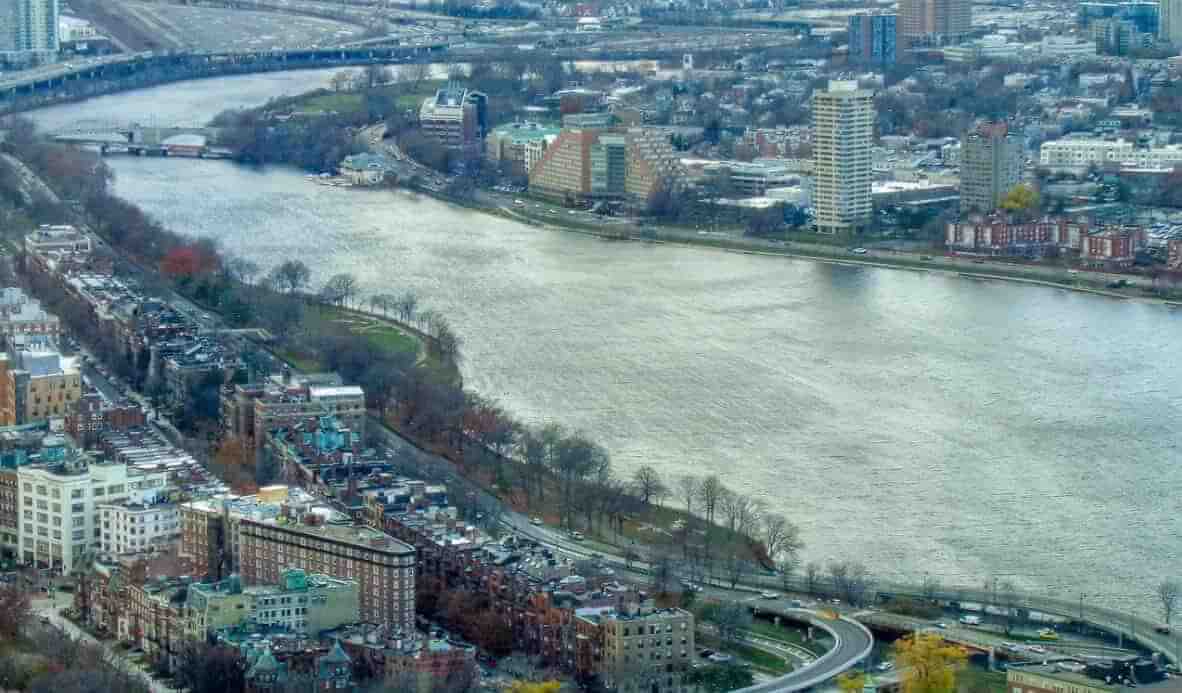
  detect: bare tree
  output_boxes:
[1159,580,1181,625]
[322,273,359,308]
[676,474,700,516]
[698,474,724,525]
[922,574,941,602]
[805,561,823,596]
[330,70,353,92]
[407,62,431,90]
[633,465,667,506]
[777,553,801,593]
[715,600,752,643]
[397,290,419,323]
[650,545,677,596]
[722,540,751,589]
[762,513,803,563]
[268,259,311,295]
[828,561,850,601]
[225,257,260,286]
[845,562,873,607]
[719,489,761,539]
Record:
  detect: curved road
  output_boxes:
[735,609,874,693]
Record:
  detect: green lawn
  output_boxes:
[698,633,792,675]
[749,620,832,656]
[289,303,422,373]
[298,92,364,113]
[284,81,445,117]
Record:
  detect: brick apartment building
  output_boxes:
[237,517,416,633]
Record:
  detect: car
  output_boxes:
[708,653,734,664]
[513,199,524,206]
[760,591,779,599]
[789,599,803,608]
[959,615,981,626]
[39,616,51,625]
[830,598,842,606]
[1156,624,1173,634]
[530,516,542,526]
[1037,628,1059,641]
[698,649,715,658]
[851,247,868,255]
[935,622,948,629]
[1028,645,1048,655]
[877,662,894,672]
[570,531,584,541]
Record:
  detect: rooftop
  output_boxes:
[244,517,415,556]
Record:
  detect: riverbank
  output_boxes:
[473,196,1171,305]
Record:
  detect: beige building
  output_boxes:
[959,122,1022,214]
[0,350,81,425]
[184,569,359,639]
[812,81,875,234]
[576,605,695,693]
[900,0,971,45]
[530,129,600,200]
[529,128,685,204]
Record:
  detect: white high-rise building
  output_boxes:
[18,455,169,575]
[1,0,60,54]
[811,81,875,235]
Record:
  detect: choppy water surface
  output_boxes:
[32,75,1182,616]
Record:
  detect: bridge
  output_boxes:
[50,123,228,157]
[0,43,449,115]
[737,607,874,693]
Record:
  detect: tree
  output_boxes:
[838,672,866,693]
[1158,580,1180,625]
[632,465,667,506]
[268,259,311,295]
[676,474,700,516]
[687,664,755,693]
[321,273,359,307]
[698,474,724,525]
[330,70,353,92]
[507,682,562,693]
[804,561,823,596]
[761,513,802,563]
[0,583,30,640]
[407,62,432,90]
[364,64,390,89]
[829,561,850,601]
[1000,184,1039,218]
[714,600,752,643]
[894,632,967,693]
[174,643,248,693]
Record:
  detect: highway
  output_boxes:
[735,609,874,693]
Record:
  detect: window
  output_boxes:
[50,488,60,499]
[71,489,83,499]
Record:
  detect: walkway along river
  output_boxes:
[27,72,1182,620]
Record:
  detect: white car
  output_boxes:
[851,247,868,255]
[760,591,779,599]
[530,516,543,526]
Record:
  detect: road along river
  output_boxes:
[28,73,1182,619]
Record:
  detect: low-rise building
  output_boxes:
[98,496,179,559]
[222,373,365,452]
[419,86,487,156]
[340,153,389,186]
[1167,238,1182,270]
[486,122,562,178]
[574,604,695,693]
[0,348,82,425]
[1039,137,1182,171]
[185,569,359,639]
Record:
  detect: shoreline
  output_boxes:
[475,197,1169,305]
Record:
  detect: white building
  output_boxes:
[1039,138,1182,170]
[58,15,96,43]
[98,498,179,559]
[18,456,169,575]
[942,35,1020,63]
[1161,0,1182,45]
[1040,36,1098,59]
[0,0,59,55]
[811,81,874,234]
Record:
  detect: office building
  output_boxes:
[98,496,179,559]
[1039,138,1182,171]
[238,517,416,633]
[222,373,365,452]
[18,452,169,574]
[959,122,1022,214]
[590,134,628,197]
[848,12,898,65]
[811,81,874,234]
[485,122,561,178]
[184,569,359,639]
[418,85,487,156]
[1162,0,1182,44]
[0,349,82,425]
[900,0,971,46]
[0,0,59,55]
[529,128,684,204]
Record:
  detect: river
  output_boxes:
[29,72,1182,617]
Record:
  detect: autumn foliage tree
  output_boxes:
[160,244,219,279]
[894,633,968,693]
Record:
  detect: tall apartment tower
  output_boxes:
[959,122,1022,215]
[1160,0,1182,45]
[848,12,898,65]
[1,0,60,53]
[811,81,874,235]
[900,0,971,46]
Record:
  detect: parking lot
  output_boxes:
[116,0,361,51]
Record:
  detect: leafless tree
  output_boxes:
[322,273,359,308]
[676,474,700,516]
[762,513,803,563]
[715,600,752,643]
[630,465,666,506]
[922,574,941,602]
[698,474,724,525]
[719,489,762,539]
[777,553,801,593]
[268,259,311,295]
[829,561,850,601]
[650,544,677,596]
[397,290,419,323]
[845,562,873,607]
[805,561,823,596]
[330,70,353,92]
[722,540,751,589]
[1159,580,1181,625]
[225,257,260,286]
[407,62,431,90]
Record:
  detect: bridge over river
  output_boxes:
[51,122,230,157]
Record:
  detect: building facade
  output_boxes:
[1039,138,1182,171]
[185,569,358,638]
[900,0,971,46]
[418,86,487,156]
[1161,0,1182,44]
[0,0,59,55]
[848,12,898,65]
[960,122,1022,214]
[0,349,82,426]
[811,81,875,234]
[237,517,416,633]
[575,605,695,693]
[98,498,179,559]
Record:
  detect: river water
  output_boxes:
[29,72,1182,616]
